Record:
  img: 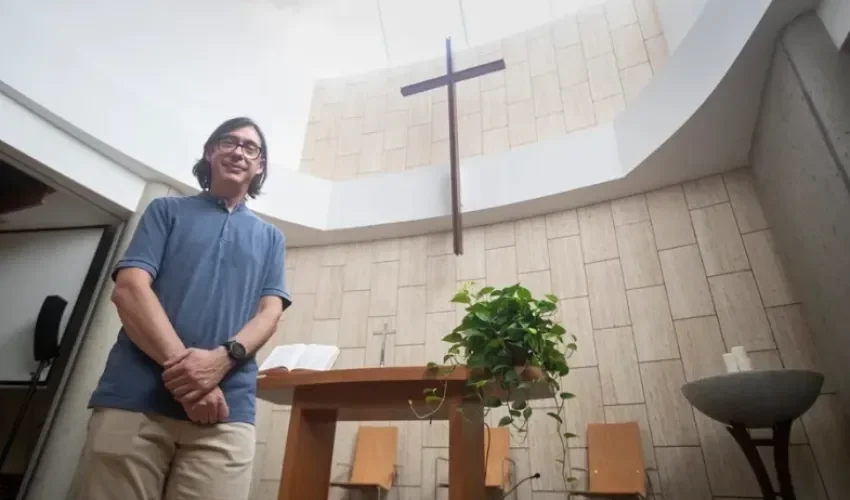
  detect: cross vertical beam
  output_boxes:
[400,38,506,256]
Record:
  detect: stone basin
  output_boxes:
[681,369,823,428]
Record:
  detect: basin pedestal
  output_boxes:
[727,420,793,500]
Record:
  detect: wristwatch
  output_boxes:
[222,340,248,361]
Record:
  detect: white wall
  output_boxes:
[654,0,710,52]
[818,0,850,48]
[0,228,104,384]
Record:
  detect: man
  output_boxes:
[76,117,291,500]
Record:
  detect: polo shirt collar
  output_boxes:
[199,191,248,213]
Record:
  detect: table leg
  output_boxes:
[447,397,485,500]
[277,405,337,500]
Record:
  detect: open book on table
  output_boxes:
[258,344,340,373]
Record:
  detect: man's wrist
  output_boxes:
[214,346,237,373]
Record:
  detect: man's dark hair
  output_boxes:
[192,117,269,199]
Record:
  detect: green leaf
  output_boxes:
[517,287,532,301]
[509,409,521,417]
[425,395,442,404]
[511,400,527,410]
[484,397,502,408]
[476,286,495,298]
[443,354,454,363]
[423,388,437,395]
[545,294,559,303]
[450,291,471,304]
[563,432,578,439]
[546,412,563,423]
[498,416,513,427]
[426,361,438,369]
[559,392,576,400]
[441,332,463,343]
[522,407,533,419]
[550,324,566,336]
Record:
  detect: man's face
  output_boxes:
[206,126,264,190]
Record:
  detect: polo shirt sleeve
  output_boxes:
[263,230,292,310]
[112,198,171,282]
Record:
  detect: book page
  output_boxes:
[293,344,340,371]
[259,344,305,372]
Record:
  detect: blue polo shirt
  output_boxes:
[88,193,291,425]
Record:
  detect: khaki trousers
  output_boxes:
[73,408,255,500]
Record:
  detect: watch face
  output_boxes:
[229,342,247,359]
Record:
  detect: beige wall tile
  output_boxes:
[691,203,750,276]
[801,395,850,498]
[458,113,483,158]
[674,316,727,382]
[654,446,712,500]
[640,360,700,446]
[260,410,291,480]
[595,326,644,404]
[562,366,606,447]
[528,29,557,77]
[556,44,588,88]
[457,79,482,117]
[616,221,664,289]
[593,93,626,123]
[332,153,359,180]
[486,246,519,288]
[365,316,396,366]
[536,113,567,140]
[427,254,456,313]
[709,271,775,351]
[723,169,769,234]
[368,261,399,316]
[482,127,510,154]
[646,185,697,250]
[405,124,432,167]
[362,95,387,134]
[338,290,370,347]
[407,92,431,126]
[604,404,656,467]
[516,216,550,273]
[421,447,449,499]
[508,99,538,146]
[545,209,579,238]
[586,259,631,328]
[528,406,572,490]
[620,62,654,103]
[532,72,563,117]
[503,32,529,63]
[311,319,339,345]
[559,297,597,367]
[659,245,715,320]
[578,202,619,263]
[398,235,428,286]
[485,221,516,249]
[372,239,400,262]
[481,87,508,131]
[768,305,832,392]
[562,82,597,131]
[506,61,533,104]
[456,227,486,280]
[425,311,456,368]
[383,110,409,149]
[519,270,553,299]
[611,23,649,69]
[587,52,624,101]
[382,147,407,173]
[627,285,679,361]
[313,266,344,319]
[553,14,581,47]
[396,286,426,345]
[605,0,639,29]
[645,34,669,72]
[427,232,453,256]
[743,230,795,307]
[634,0,662,38]
[337,117,363,155]
[611,194,650,226]
[288,260,320,294]
[578,8,614,58]
[432,101,449,141]
[683,175,729,209]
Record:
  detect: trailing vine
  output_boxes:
[408,283,579,493]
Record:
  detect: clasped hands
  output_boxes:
[162,347,234,425]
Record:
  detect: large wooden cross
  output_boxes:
[400,38,506,256]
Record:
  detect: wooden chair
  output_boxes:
[330,426,400,499]
[567,422,652,499]
[437,426,516,493]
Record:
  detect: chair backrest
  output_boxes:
[349,426,399,489]
[484,427,511,488]
[586,422,645,495]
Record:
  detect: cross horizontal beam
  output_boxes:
[399,59,506,97]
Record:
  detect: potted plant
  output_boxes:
[409,283,578,490]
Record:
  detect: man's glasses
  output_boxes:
[217,136,263,160]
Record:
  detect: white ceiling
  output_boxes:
[269,0,605,76]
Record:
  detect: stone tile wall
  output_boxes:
[299,0,669,179]
[249,170,849,499]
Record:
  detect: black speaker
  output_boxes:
[33,295,67,363]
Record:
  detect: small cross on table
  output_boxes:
[400,38,506,256]
[372,322,397,368]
